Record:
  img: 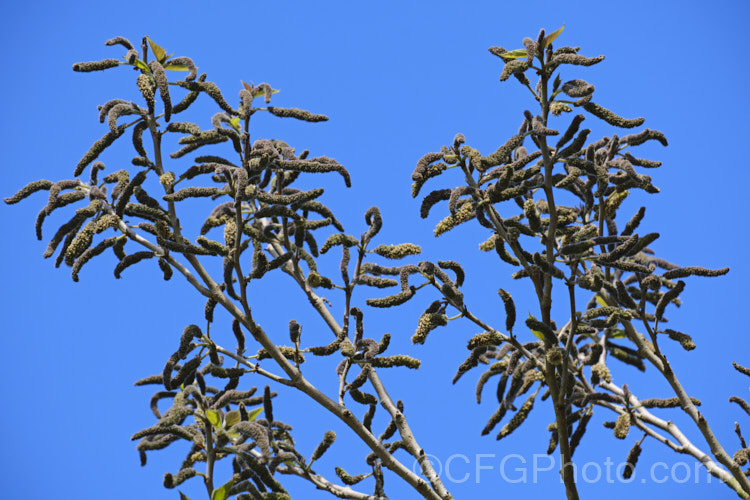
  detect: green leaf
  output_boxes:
[179,492,192,500]
[246,407,263,421]
[252,87,281,98]
[164,64,190,71]
[595,295,608,308]
[229,117,241,131]
[542,25,565,48]
[527,313,545,340]
[146,37,168,63]
[211,477,234,500]
[224,409,241,428]
[609,328,627,339]
[133,59,150,72]
[501,48,528,60]
[206,409,221,428]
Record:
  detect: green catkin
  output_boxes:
[262,385,273,424]
[195,236,228,256]
[105,36,134,50]
[569,408,593,456]
[467,331,504,350]
[733,361,750,378]
[310,431,336,462]
[438,260,465,286]
[531,116,559,136]
[3,179,54,205]
[349,388,378,405]
[480,134,525,170]
[448,186,474,214]
[149,60,172,122]
[115,170,148,217]
[175,80,236,114]
[591,363,612,383]
[355,275,398,288]
[255,188,324,206]
[412,313,448,344]
[98,98,129,123]
[561,240,595,256]
[730,398,750,418]
[623,152,662,168]
[412,151,444,182]
[335,467,367,486]
[522,37,538,62]
[475,363,507,403]
[582,102,644,128]
[420,189,452,219]
[75,125,126,177]
[287,320,300,345]
[71,236,117,282]
[368,355,421,369]
[622,206,646,236]
[166,121,202,135]
[662,266,730,279]
[163,468,197,488]
[170,135,228,159]
[267,106,328,122]
[278,159,351,187]
[499,60,530,82]
[171,73,206,114]
[494,238,520,266]
[596,234,639,263]
[372,243,421,259]
[107,102,143,132]
[623,442,642,479]
[162,187,219,202]
[620,128,668,147]
[561,79,595,97]
[496,392,536,440]
[434,201,475,236]
[654,280,685,321]
[639,397,701,408]
[524,199,542,232]
[664,329,696,351]
[114,251,154,278]
[72,59,120,72]
[319,233,359,254]
[554,53,605,67]
[613,413,631,439]
[555,114,586,150]
[158,238,215,256]
[497,289,516,331]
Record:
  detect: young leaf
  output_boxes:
[133,59,150,72]
[528,313,545,340]
[164,64,190,71]
[595,295,608,308]
[229,117,241,131]
[501,48,528,60]
[254,87,280,98]
[543,25,565,48]
[206,409,221,428]
[211,478,234,500]
[225,410,241,428]
[146,37,168,63]
[247,407,263,421]
[179,492,193,500]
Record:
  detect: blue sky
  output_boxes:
[1,1,749,499]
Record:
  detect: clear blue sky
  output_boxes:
[2,1,749,499]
